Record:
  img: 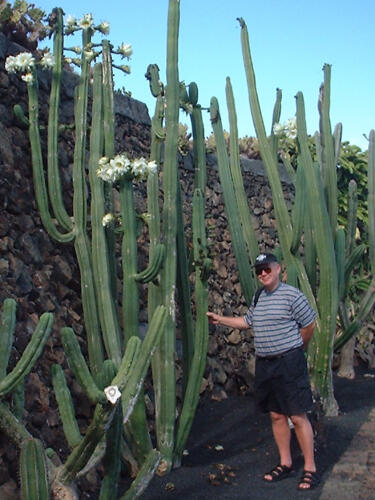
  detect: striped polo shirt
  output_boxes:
[243,282,316,357]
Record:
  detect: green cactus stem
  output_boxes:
[173,188,209,465]
[26,68,74,243]
[89,62,122,366]
[59,307,166,485]
[237,17,319,316]
[99,363,122,500]
[99,405,122,500]
[119,176,139,343]
[318,64,338,236]
[134,243,165,283]
[58,401,118,485]
[295,92,338,411]
[61,327,106,404]
[334,130,375,351]
[11,382,25,421]
[290,165,307,255]
[119,173,153,464]
[71,25,105,376]
[0,400,32,446]
[335,228,346,301]
[226,76,259,271]
[13,103,29,128]
[47,8,73,232]
[175,177,195,389]
[154,0,180,473]
[346,180,358,258]
[101,39,117,300]
[0,313,53,397]
[119,449,161,500]
[237,17,293,255]
[51,364,82,448]
[210,96,254,304]
[121,306,167,424]
[270,88,282,159]
[26,9,105,376]
[20,438,49,500]
[0,298,16,380]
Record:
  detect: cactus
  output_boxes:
[119,449,161,500]
[151,0,180,473]
[51,364,82,449]
[57,306,166,485]
[210,96,255,304]
[0,298,16,380]
[5,2,212,495]
[210,17,374,413]
[0,311,53,398]
[226,77,259,273]
[143,3,211,472]
[20,438,49,500]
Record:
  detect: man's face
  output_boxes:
[255,262,280,291]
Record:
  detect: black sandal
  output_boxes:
[263,464,294,482]
[298,470,320,490]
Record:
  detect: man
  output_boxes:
[206,253,319,491]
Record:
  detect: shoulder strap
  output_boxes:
[253,287,264,308]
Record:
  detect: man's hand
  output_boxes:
[300,321,315,348]
[206,312,249,330]
[206,312,221,325]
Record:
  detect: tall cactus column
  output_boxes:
[155,0,180,474]
[89,62,122,367]
[295,92,338,413]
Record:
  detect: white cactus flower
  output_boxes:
[21,73,33,83]
[147,161,158,175]
[102,213,115,227]
[17,52,35,72]
[84,49,95,61]
[5,53,35,74]
[104,385,121,404]
[132,157,147,178]
[273,122,284,136]
[285,116,297,139]
[118,43,133,59]
[65,15,77,28]
[98,21,110,35]
[98,156,109,167]
[5,56,18,73]
[40,52,55,69]
[79,13,94,30]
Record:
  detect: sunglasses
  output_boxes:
[255,266,272,276]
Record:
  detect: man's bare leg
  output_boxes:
[264,411,292,480]
[290,413,316,486]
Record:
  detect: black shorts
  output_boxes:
[255,347,313,415]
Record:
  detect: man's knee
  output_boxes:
[290,413,310,428]
[270,411,288,424]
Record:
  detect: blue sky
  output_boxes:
[35,0,375,151]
